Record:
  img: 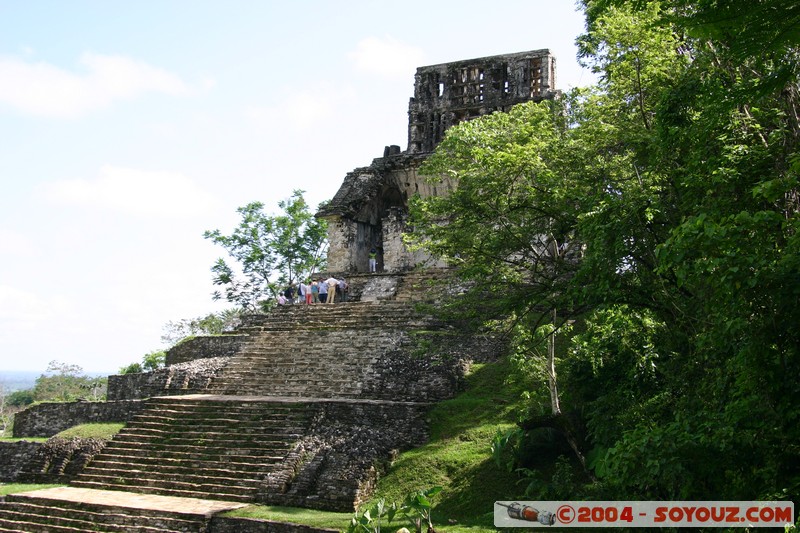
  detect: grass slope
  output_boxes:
[54,423,124,440]
[368,358,527,532]
[0,484,64,496]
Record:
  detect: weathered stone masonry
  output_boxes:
[318,49,558,275]
[408,49,557,153]
[0,441,41,482]
[13,399,146,438]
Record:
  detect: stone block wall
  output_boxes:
[12,400,145,438]
[258,399,430,512]
[358,329,504,402]
[107,356,231,400]
[165,334,248,366]
[0,441,41,482]
[324,215,359,273]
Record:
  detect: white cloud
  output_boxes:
[246,83,355,131]
[0,285,65,330]
[0,229,40,259]
[40,165,218,217]
[349,36,426,79]
[0,52,191,118]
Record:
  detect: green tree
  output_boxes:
[118,362,143,375]
[575,0,800,500]
[410,0,800,502]
[119,350,167,375]
[6,389,35,407]
[33,361,107,402]
[160,308,243,346]
[204,190,328,310]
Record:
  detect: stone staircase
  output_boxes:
[210,301,445,398]
[0,487,245,533]
[0,269,473,531]
[70,396,314,503]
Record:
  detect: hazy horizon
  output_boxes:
[0,369,113,392]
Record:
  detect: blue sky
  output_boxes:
[0,1,596,374]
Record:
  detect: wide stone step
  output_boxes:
[130,411,311,425]
[220,356,381,367]
[2,485,248,532]
[109,434,298,449]
[0,516,105,533]
[73,474,260,498]
[115,431,302,446]
[131,412,307,424]
[0,505,192,533]
[0,523,26,533]
[88,455,280,473]
[216,387,360,398]
[231,348,393,358]
[117,426,305,440]
[247,322,427,333]
[214,367,368,377]
[142,399,314,410]
[211,386,362,398]
[99,442,294,459]
[77,466,268,488]
[69,480,254,503]
[209,373,367,387]
[129,403,313,418]
[247,317,417,327]
[221,349,383,358]
[212,373,364,386]
[120,422,306,436]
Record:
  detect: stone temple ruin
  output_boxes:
[318,48,557,274]
[0,49,558,533]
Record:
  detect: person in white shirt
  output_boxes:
[325,277,339,303]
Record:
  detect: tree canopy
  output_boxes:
[31,360,107,402]
[409,0,800,502]
[204,190,328,311]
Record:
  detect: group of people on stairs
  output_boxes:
[279,276,348,305]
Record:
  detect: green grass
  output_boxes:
[366,358,528,532]
[0,422,123,442]
[224,505,352,529]
[222,358,531,532]
[0,483,64,496]
[54,423,124,440]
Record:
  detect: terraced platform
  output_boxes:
[0,269,467,531]
[0,486,246,533]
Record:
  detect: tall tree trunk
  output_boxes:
[547,307,561,416]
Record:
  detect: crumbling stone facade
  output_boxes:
[318,49,558,274]
[317,153,447,273]
[408,49,557,153]
[16,437,108,484]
